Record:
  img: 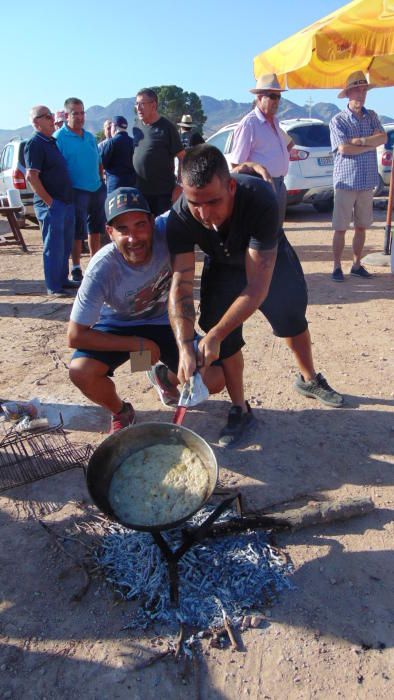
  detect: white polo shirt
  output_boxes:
[230,107,290,178]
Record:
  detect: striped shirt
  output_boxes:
[329,106,383,190]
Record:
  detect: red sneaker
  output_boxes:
[110,402,136,433]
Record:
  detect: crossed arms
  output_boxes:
[338,130,386,155]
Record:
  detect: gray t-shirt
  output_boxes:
[70,215,172,328]
[132,116,183,195]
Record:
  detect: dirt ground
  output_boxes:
[0,204,393,700]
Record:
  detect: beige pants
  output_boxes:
[332,189,374,230]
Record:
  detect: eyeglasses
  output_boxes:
[70,110,85,116]
[36,112,54,120]
[134,101,154,108]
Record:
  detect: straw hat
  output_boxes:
[250,73,287,94]
[337,71,377,98]
[177,114,196,128]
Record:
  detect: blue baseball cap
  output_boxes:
[112,115,128,128]
[105,187,151,223]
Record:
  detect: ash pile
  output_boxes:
[95,507,293,633]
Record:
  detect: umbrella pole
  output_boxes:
[383,158,393,255]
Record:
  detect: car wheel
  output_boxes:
[373,175,385,197]
[313,198,334,213]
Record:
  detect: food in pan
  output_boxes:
[108,443,210,526]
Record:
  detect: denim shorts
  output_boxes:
[71,323,179,375]
[199,235,308,360]
[73,184,106,240]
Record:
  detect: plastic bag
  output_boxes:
[1,398,40,422]
[179,372,209,407]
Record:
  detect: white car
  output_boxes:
[206,118,334,212]
[375,122,394,195]
[0,138,35,225]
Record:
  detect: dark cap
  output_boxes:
[112,115,128,129]
[105,187,151,223]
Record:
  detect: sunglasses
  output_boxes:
[36,112,54,120]
[260,93,281,100]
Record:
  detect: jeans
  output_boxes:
[34,199,75,293]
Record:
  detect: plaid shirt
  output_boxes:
[329,106,383,190]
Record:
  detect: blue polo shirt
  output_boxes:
[54,124,101,192]
[24,132,73,204]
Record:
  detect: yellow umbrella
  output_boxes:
[254,0,394,89]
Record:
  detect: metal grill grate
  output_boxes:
[0,417,93,493]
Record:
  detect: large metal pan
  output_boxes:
[86,421,218,532]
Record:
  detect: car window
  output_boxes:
[385,129,394,149]
[1,145,14,171]
[18,142,27,168]
[285,124,331,147]
[208,130,233,154]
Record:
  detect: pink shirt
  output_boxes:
[230,107,290,177]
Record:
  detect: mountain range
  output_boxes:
[1,95,393,151]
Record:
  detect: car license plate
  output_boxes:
[318,156,333,166]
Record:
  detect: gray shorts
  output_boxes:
[332,188,374,230]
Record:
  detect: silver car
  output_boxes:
[207,118,334,212]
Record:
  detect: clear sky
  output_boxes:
[2,0,394,130]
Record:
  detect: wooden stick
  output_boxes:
[175,622,186,659]
[132,649,171,671]
[223,613,241,651]
[263,496,375,531]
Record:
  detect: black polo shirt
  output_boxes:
[167,174,279,266]
[24,132,73,204]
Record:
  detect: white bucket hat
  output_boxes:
[177,114,196,128]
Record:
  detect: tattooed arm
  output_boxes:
[199,246,277,367]
[169,251,197,383]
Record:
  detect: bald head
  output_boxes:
[30,105,49,124]
[29,105,55,136]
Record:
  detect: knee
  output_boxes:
[69,360,100,390]
[205,366,226,395]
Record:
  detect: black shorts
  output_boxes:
[71,323,179,375]
[199,235,308,360]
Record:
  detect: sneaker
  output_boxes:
[63,279,81,289]
[47,289,73,298]
[146,363,180,406]
[110,402,136,433]
[218,401,255,448]
[294,373,344,408]
[332,267,344,282]
[71,267,83,282]
[350,264,372,279]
